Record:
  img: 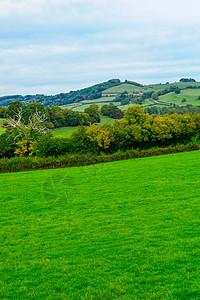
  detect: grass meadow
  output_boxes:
[1,150,200,299]
[159,89,200,106]
[52,116,114,137]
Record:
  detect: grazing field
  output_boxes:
[52,116,114,137]
[0,119,5,134]
[158,89,200,106]
[1,150,200,299]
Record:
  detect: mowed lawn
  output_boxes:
[1,151,200,299]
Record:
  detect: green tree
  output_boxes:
[84,104,101,124]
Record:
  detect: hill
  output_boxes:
[1,150,200,298]
[1,78,200,112]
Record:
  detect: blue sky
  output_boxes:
[0,0,200,95]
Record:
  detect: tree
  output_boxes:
[152,92,158,100]
[174,87,181,94]
[4,101,23,119]
[84,104,101,124]
[0,106,7,118]
[3,108,48,141]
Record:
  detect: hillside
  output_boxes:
[1,150,200,298]
[1,79,200,110]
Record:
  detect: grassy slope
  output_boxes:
[102,83,147,95]
[59,82,200,112]
[1,151,200,299]
[159,89,200,106]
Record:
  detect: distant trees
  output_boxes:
[0,79,122,107]
[180,78,196,82]
[144,104,200,116]
[0,106,7,118]
[152,92,158,100]
[174,87,181,94]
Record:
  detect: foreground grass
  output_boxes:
[1,151,200,299]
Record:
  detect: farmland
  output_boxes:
[158,89,200,106]
[1,150,200,299]
[59,81,200,112]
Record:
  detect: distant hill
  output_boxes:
[0,79,122,107]
[0,78,200,108]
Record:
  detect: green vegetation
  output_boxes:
[1,150,200,298]
[2,105,200,159]
[1,79,200,113]
[0,79,121,107]
[0,119,5,134]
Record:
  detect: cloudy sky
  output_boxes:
[0,0,200,95]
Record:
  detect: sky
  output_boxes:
[0,0,200,96]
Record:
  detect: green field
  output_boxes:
[0,119,5,134]
[1,150,200,299]
[102,83,147,95]
[52,116,114,137]
[52,126,78,137]
[158,89,200,106]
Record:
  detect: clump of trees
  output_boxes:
[101,104,124,119]
[144,104,200,116]
[180,78,196,82]
[2,101,101,130]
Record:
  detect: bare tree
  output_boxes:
[3,108,48,140]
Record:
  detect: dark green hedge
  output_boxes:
[0,142,199,174]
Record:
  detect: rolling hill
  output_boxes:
[1,79,200,111]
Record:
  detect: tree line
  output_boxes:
[1,105,200,159]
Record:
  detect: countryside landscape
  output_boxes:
[1,77,200,298]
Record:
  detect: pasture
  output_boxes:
[1,150,200,299]
[159,89,200,106]
[52,116,114,137]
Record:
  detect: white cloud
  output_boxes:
[0,0,200,95]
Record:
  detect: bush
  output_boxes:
[35,134,74,157]
[0,133,16,158]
